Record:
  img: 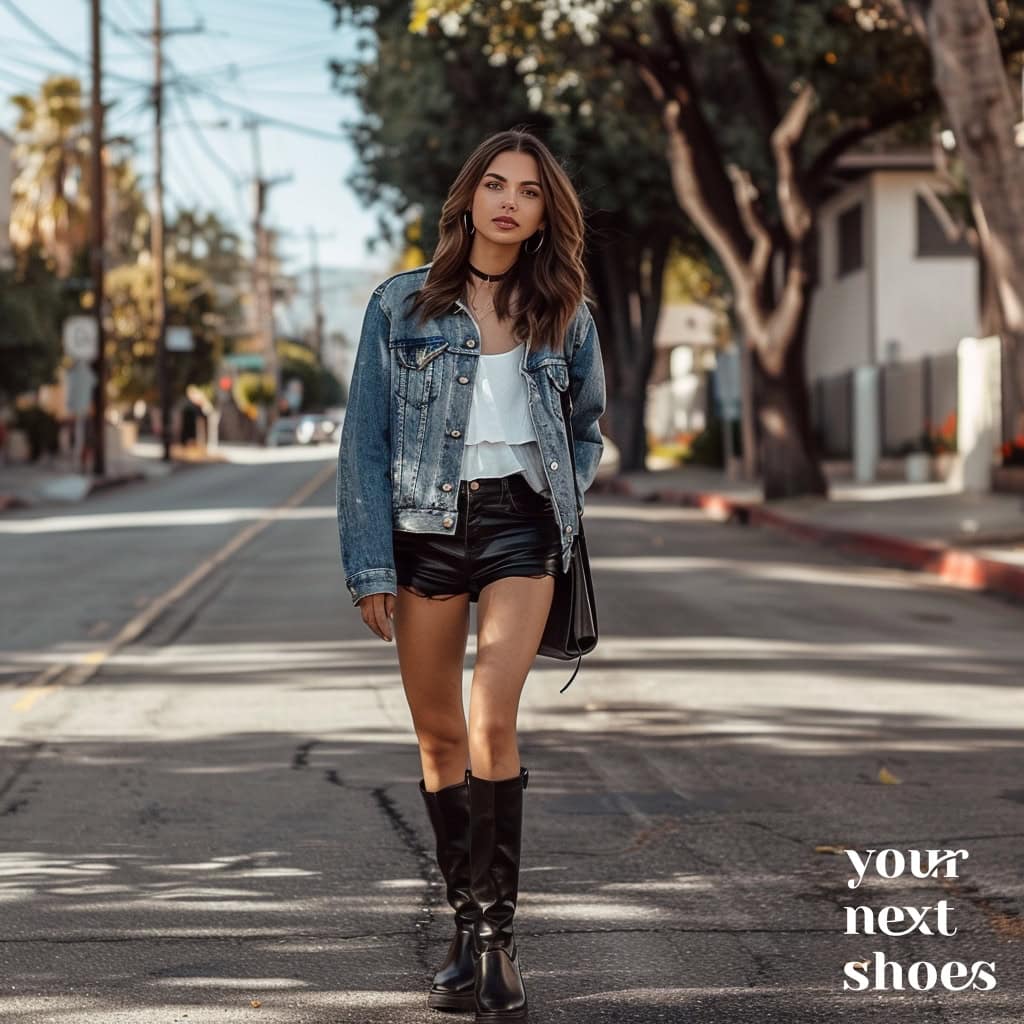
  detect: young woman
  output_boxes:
[336,128,606,1022]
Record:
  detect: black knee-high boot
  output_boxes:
[468,767,529,1023]
[419,773,477,1011]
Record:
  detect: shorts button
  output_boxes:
[450,429,461,438]
[466,339,476,348]
[442,517,454,528]
[469,480,480,491]
[441,482,453,491]
[458,375,469,384]
[550,460,558,470]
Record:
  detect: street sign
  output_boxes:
[63,316,99,361]
[66,360,97,414]
[166,326,194,352]
[713,345,742,421]
[285,377,303,411]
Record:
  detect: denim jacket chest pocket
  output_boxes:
[391,336,447,408]
[527,359,570,419]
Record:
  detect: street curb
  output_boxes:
[0,461,207,515]
[592,476,1024,604]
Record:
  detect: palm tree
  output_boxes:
[9,75,92,278]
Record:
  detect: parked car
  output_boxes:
[265,414,335,447]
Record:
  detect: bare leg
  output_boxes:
[468,574,556,780]
[393,585,472,791]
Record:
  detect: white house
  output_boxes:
[645,302,718,443]
[806,150,979,380]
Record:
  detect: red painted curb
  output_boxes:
[593,477,1024,603]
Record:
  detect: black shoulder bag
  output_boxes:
[537,386,599,692]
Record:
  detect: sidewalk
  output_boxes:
[0,443,225,511]
[592,464,1024,601]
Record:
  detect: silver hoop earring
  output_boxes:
[524,229,544,254]
[462,210,475,237]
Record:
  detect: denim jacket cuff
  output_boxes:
[346,568,398,607]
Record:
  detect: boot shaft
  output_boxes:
[419,773,475,926]
[468,767,529,954]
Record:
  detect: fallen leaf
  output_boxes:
[814,844,847,855]
[250,999,261,1008]
[878,767,902,785]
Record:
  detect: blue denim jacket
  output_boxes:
[336,261,606,606]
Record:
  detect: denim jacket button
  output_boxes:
[550,461,558,470]
[458,376,469,384]
[441,482,453,491]
[450,429,462,438]
[565,525,573,534]
[442,517,454,528]
[465,339,476,348]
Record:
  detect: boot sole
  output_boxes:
[474,1010,528,1023]
[427,989,476,1012]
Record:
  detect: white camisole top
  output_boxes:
[459,342,550,495]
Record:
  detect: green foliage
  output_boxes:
[682,415,742,467]
[104,259,220,404]
[0,251,77,399]
[326,0,694,254]
[238,373,276,408]
[277,339,344,410]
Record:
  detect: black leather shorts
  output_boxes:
[393,473,562,603]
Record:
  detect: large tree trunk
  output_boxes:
[908,0,1024,443]
[753,296,828,499]
[641,59,828,498]
[586,211,671,472]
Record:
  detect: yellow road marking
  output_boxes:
[10,461,336,713]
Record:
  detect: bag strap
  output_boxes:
[559,386,583,520]
[557,383,585,697]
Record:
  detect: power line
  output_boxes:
[0,0,148,85]
[175,82,342,142]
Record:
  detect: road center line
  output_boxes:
[10,461,337,713]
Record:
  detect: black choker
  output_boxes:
[468,261,512,282]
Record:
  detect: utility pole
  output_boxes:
[307,227,333,363]
[244,118,291,418]
[147,1,202,462]
[90,0,106,475]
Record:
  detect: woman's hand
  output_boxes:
[357,592,396,642]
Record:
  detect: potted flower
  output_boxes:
[926,412,958,482]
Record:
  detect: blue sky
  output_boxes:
[0,0,396,277]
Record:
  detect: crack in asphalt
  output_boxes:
[370,784,444,977]
[0,741,45,804]
[291,740,319,770]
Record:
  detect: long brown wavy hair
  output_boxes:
[404,128,588,354]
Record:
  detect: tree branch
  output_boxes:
[804,89,937,192]
[771,82,815,242]
[726,164,771,285]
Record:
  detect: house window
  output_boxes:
[916,194,973,257]
[837,202,863,277]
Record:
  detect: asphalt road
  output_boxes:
[1,449,1021,1023]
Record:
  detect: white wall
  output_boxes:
[806,180,871,380]
[871,170,978,365]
